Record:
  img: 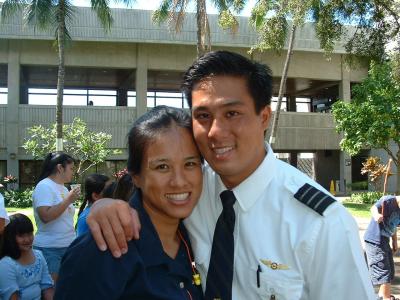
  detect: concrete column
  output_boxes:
[338,55,352,194]
[6,40,20,185]
[289,150,298,167]
[135,45,148,118]
[287,95,297,112]
[339,57,351,103]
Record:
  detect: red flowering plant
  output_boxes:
[113,168,128,180]
[3,175,17,184]
[1,174,18,191]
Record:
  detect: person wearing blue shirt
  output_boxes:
[54,106,204,300]
[0,213,53,300]
[76,174,110,237]
[364,195,400,300]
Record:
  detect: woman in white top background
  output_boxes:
[32,152,80,282]
[0,191,9,234]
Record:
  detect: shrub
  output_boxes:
[349,181,369,191]
[348,191,383,205]
[4,188,34,208]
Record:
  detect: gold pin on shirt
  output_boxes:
[260,259,289,270]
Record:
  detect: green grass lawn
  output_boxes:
[6,201,371,232]
[6,207,79,233]
[342,202,371,218]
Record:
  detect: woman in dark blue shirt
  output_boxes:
[54,106,204,300]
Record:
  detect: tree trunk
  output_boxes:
[196,0,208,58]
[56,2,66,152]
[268,24,297,147]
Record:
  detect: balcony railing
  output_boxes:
[0,105,341,154]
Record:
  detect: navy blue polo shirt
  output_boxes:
[54,192,203,300]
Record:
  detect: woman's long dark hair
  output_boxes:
[37,152,75,183]
[78,174,110,216]
[0,213,34,260]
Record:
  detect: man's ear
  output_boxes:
[260,105,272,130]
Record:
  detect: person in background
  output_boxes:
[54,106,203,300]
[113,173,135,202]
[0,191,9,234]
[364,195,400,300]
[101,181,117,199]
[76,174,110,237]
[0,213,54,300]
[32,152,80,282]
[87,51,375,300]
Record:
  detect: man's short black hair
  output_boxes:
[181,50,273,113]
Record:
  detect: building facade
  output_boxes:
[0,7,392,193]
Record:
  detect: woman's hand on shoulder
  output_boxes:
[87,199,141,258]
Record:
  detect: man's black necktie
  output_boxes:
[205,190,236,300]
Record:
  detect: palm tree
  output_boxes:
[251,0,399,148]
[153,0,243,58]
[1,0,132,151]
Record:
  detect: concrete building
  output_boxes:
[0,7,391,193]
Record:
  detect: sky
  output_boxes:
[71,0,256,16]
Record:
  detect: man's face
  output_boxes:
[191,75,271,188]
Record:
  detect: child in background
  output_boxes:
[0,213,53,300]
[76,174,110,237]
[113,173,135,202]
[364,195,400,300]
[101,181,117,199]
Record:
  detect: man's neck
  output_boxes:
[220,148,267,189]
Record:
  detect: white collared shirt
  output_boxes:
[185,145,375,300]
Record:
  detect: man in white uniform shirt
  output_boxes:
[87,51,376,299]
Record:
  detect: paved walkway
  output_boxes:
[355,217,400,298]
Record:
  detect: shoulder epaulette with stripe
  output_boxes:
[294,183,336,216]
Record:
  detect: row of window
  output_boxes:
[0,87,312,112]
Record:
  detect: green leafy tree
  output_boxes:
[23,117,120,177]
[246,0,400,147]
[1,0,133,151]
[152,0,245,57]
[332,61,400,192]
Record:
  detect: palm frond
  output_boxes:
[25,0,55,30]
[1,0,27,23]
[152,0,171,24]
[90,0,113,31]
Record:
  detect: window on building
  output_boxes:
[0,161,7,178]
[28,88,117,106]
[128,90,187,109]
[296,98,311,112]
[0,88,7,104]
[19,160,43,190]
[271,97,287,111]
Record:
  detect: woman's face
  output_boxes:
[16,232,34,253]
[60,162,74,183]
[133,126,203,222]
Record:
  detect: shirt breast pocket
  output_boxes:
[256,272,304,300]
